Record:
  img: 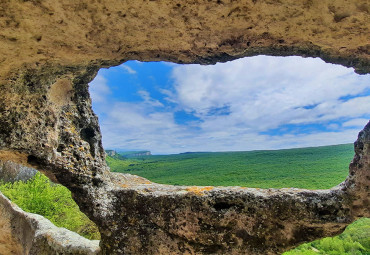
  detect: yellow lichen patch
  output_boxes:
[186,186,214,196]
[134,179,153,185]
[203,186,214,191]
[68,125,78,135]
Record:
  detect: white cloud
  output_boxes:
[88,74,110,103]
[91,56,370,154]
[121,64,137,74]
[342,118,369,128]
[138,90,164,107]
[170,56,370,133]
[99,101,187,153]
[100,113,361,154]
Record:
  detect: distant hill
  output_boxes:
[106,143,354,189]
[118,151,152,157]
[105,150,151,160]
[105,150,126,160]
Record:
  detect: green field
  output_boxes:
[107,143,354,189]
[1,143,367,253]
[107,143,370,254]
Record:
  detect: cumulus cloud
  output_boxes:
[99,101,188,153]
[91,56,370,154]
[89,74,111,103]
[170,56,370,132]
[342,118,370,128]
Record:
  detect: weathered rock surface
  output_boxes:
[0,0,369,79]
[0,0,369,254]
[0,160,37,183]
[0,192,100,255]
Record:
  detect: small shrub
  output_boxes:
[0,172,100,240]
[285,218,369,255]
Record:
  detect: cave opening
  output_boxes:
[0,0,368,253]
[88,55,370,189]
[0,160,101,241]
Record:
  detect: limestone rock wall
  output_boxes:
[0,0,369,79]
[0,0,369,254]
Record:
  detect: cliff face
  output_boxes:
[0,0,369,254]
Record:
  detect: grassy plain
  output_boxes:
[1,143,367,253]
[107,143,354,189]
[107,143,370,254]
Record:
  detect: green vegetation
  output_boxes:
[106,153,137,169]
[107,143,370,254]
[107,144,354,189]
[0,172,100,240]
[285,218,370,255]
[1,143,368,254]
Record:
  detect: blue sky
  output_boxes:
[89,56,370,154]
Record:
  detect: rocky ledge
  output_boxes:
[0,192,100,255]
[0,0,369,254]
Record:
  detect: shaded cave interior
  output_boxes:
[0,54,369,254]
[0,0,369,253]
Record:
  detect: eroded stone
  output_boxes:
[0,192,100,255]
[0,0,369,254]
